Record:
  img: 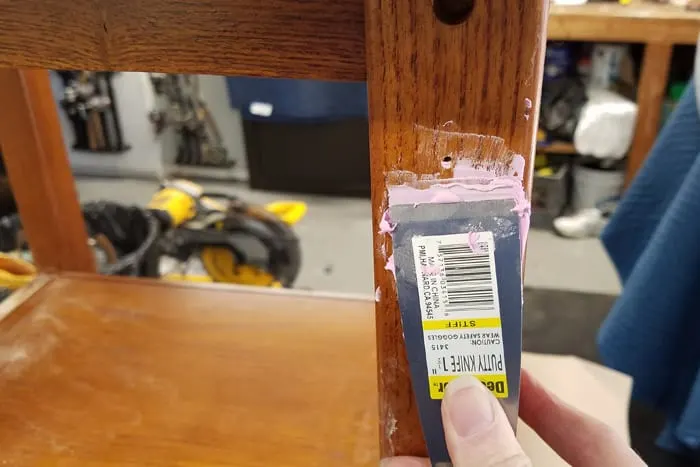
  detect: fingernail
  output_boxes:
[380,458,427,467]
[444,375,495,437]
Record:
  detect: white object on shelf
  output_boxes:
[574,89,637,160]
[553,208,606,239]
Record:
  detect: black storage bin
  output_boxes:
[242,119,369,196]
[227,77,370,197]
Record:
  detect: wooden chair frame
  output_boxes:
[0,1,698,464]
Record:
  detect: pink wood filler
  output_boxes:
[380,155,531,271]
[377,129,531,465]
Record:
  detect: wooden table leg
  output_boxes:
[0,69,95,272]
[366,0,548,458]
[625,43,673,187]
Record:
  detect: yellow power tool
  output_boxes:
[0,180,305,290]
[148,180,306,287]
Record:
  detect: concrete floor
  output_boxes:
[76,177,621,297]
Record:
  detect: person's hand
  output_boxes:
[381,370,645,467]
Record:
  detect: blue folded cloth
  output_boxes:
[599,80,700,455]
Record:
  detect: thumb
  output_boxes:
[442,375,531,467]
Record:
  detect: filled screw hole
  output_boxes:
[433,0,474,26]
[441,156,453,169]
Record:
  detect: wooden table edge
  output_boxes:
[0,274,54,325]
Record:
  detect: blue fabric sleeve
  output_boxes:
[599,81,700,454]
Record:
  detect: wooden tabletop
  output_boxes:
[549,2,700,44]
[0,275,378,466]
[1,1,698,79]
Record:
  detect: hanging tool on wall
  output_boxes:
[57,71,129,153]
[149,74,232,168]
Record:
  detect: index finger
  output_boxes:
[519,370,645,467]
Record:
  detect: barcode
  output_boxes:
[438,242,495,313]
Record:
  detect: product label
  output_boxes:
[412,232,508,399]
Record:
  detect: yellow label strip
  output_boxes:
[428,374,509,399]
[422,317,501,331]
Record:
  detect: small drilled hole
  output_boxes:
[433,0,474,26]
[441,156,453,169]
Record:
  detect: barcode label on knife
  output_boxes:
[440,241,495,313]
[412,232,508,399]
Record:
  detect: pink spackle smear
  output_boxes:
[524,98,533,121]
[421,265,441,276]
[387,155,531,260]
[374,286,382,303]
[384,254,396,279]
[466,231,483,254]
[378,209,396,234]
[429,189,461,204]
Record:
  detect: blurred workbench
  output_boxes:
[549,1,700,186]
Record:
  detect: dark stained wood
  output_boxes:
[626,43,674,188]
[0,0,366,81]
[365,0,548,458]
[1,2,698,80]
[0,274,378,466]
[0,69,95,272]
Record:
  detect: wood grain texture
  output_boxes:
[0,69,95,272]
[626,43,673,188]
[0,274,378,466]
[366,0,548,458]
[0,0,366,80]
[549,3,700,45]
[1,2,698,78]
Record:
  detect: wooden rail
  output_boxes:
[0,0,366,80]
[0,2,698,80]
[548,3,700,45]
